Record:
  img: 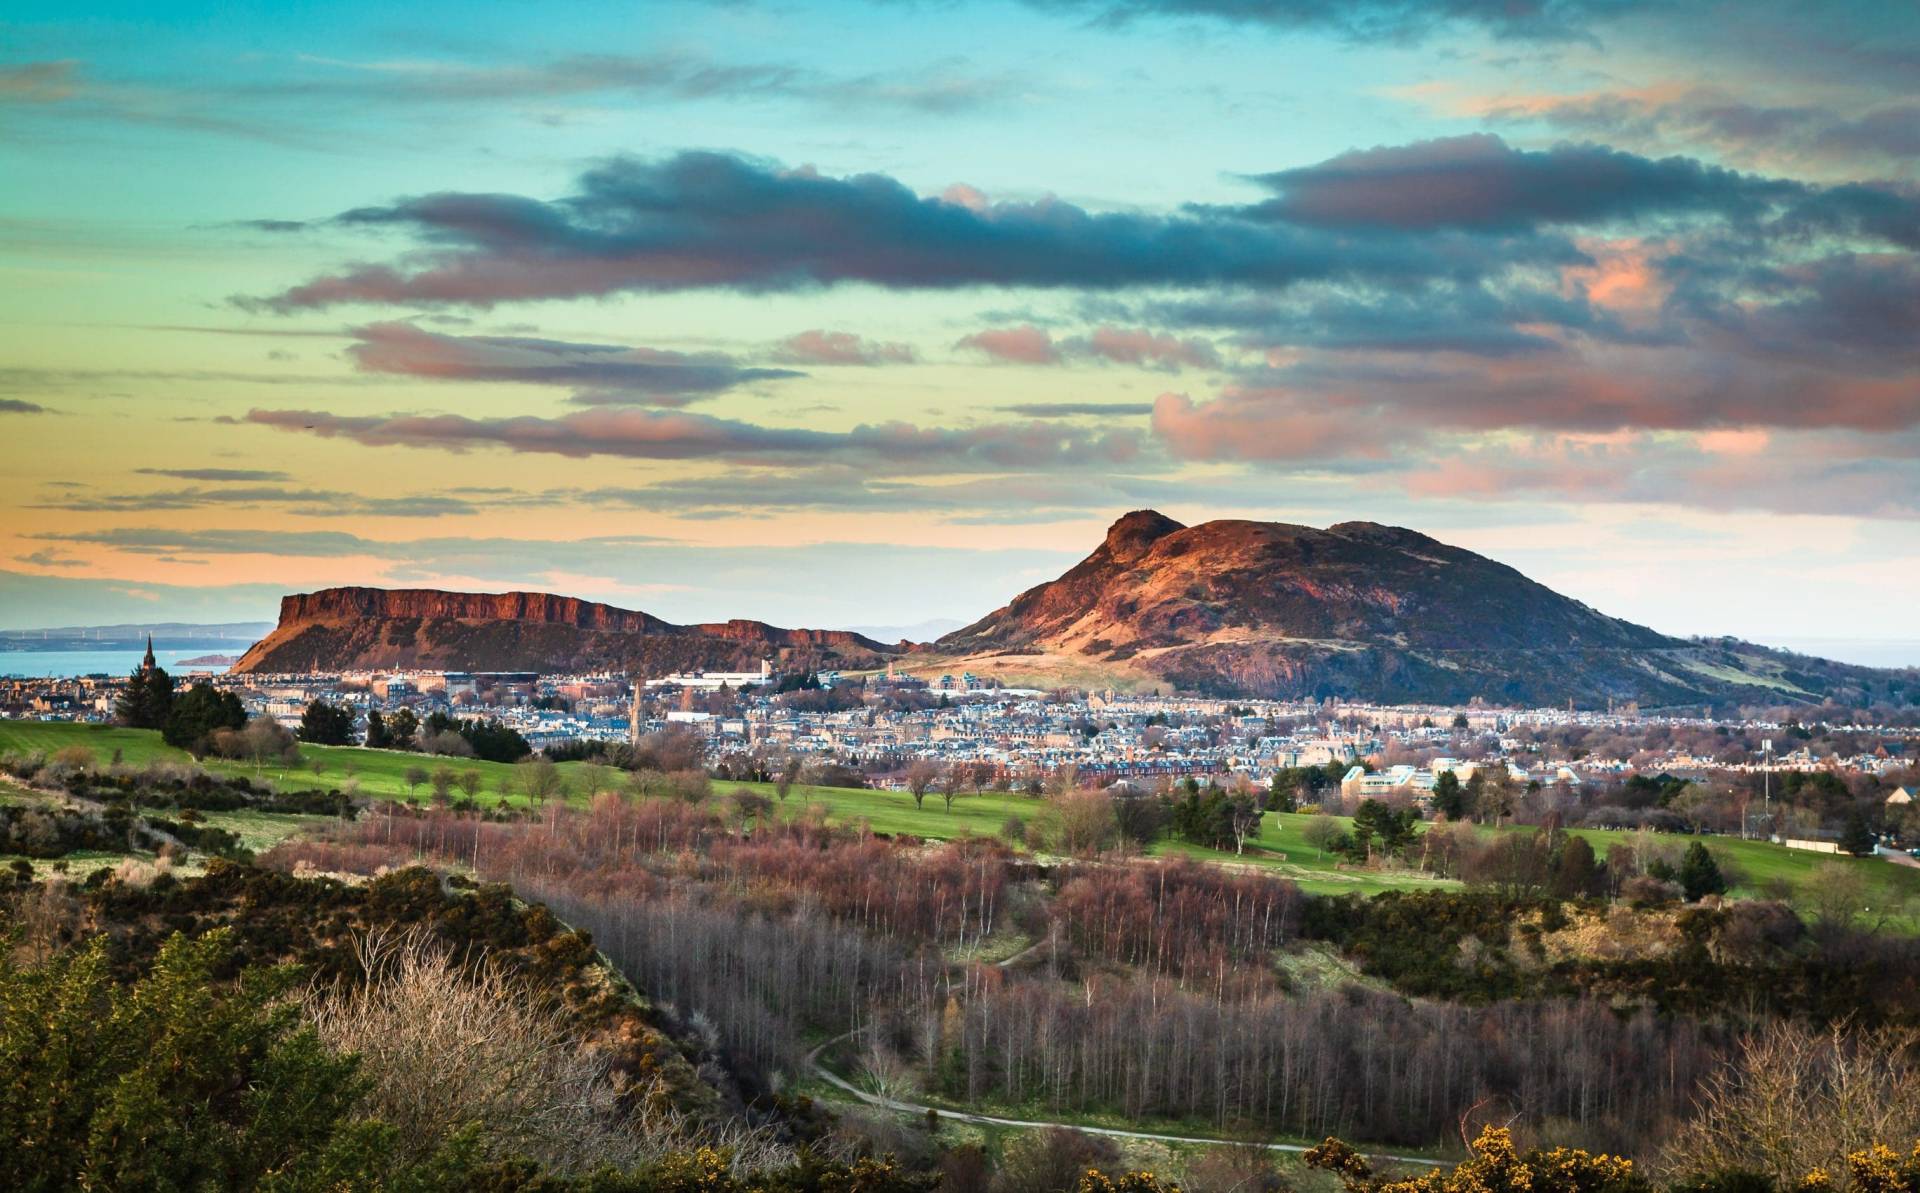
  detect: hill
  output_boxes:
[935,511,1909,709]
[232,586,898,675]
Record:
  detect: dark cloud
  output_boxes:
[346,321,801,405]
[0,399,49,414]
[1241,133,1806,232]
[239,150,1568,311]
[238,406,1145,470]
[770,330,918,366]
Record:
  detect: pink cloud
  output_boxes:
[955,324,1061,365]
[771,329,917,366]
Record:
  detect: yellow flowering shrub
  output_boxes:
[1307,1127,1651,1193]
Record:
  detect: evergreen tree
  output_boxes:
[162,683,247,753]
[1838,812,1876,857]
[113,665,174,730]
[1679,840,1729,901]
[363,709,390,749]
[297,699,355,746]
[1550,834,1603,898]
[1431,770,1468,819]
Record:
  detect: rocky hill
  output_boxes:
[936,511,1907,709]
[231,586,895,675]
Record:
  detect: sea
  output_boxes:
[0,649,234,679]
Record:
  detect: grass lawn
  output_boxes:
[6,719,1917,917]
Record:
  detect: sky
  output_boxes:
[1,0,1916,650]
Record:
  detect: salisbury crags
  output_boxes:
[232,586,895,675]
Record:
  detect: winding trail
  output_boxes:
[808,927,1444,1181]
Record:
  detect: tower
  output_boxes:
[139,633,157,676]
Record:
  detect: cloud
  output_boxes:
[1241,133,1804,232]
[13,549,85,570]
[1016,0,1645,41]
[135,467,291,482]
[1470,85,1920,175]
[770,330,918,366]
[0,60,78,103]
[956,325,1063,364]
[1,399,51,414]
[239,149,1566,311]
[261,51,1018,116]
[1004,402,1156,417]
[957,323,1220,369]
[36,482,487,519]
[345,321,800,405]
[238,406,1144,470]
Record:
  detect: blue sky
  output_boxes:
[2,0,1916,649]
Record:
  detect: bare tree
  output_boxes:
[1662,1020,1920,1185]
[938,763,967,813]
[515,757,565,811]
[905,759,940,810]
[402,765,429,802]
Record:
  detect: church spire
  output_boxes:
[141,633,157,674]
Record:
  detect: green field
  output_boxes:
[4,719,1917,917]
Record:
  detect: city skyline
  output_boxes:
[3,0,1917,644]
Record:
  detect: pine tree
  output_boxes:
[1679,840,1729,901]
[1838,812,1876,857]
[113,665,174,730]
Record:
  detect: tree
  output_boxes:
[402,765,429,801]
[388,707,419,750]
[938,763,967,813]
[515,757,564,810]
[162,682,246,753]
[1680,840,1729,901]
[905,759,939,810]
[1840,812,1876,857]
[456,770,483,802]
[1550,834,1604,899]
[1303,813,1343,859]
[0,930,372,1192]
[775,756,802,804]
[364,709,390,749]
[1431,770,1468,820]
[429,765,456,804]
[114,665,174,730]
[298,699,355,746]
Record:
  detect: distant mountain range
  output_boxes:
[0,622,274,652]
[230,514,1915,709]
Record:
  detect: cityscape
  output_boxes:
[3,0,1918,1186]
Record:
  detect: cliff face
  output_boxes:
[233,587,893,674]
[937,511,1897,708]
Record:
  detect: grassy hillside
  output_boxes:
[5,719,1917,916]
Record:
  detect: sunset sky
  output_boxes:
[2,0,1916,647]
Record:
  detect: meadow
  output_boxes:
[4,718,1917,915]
